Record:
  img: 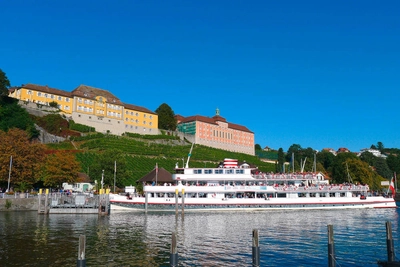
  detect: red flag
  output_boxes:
[390,177,396,197]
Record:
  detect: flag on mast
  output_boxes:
[389,177,396,197]
[155,163,158,185]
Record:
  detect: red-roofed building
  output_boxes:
[176,108,254,155]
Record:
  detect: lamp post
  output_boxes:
[7,155,12,192]
[101,170,104,190]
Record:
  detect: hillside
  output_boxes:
[47,133,277,186]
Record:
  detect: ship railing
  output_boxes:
[257,174,320,180]
[274,185,370,192]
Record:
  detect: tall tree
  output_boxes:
[374,157,392,179]
[277,148,285,172]
[386,154,400,175]
[41,152,81,188]
[0,128,46,190]
[0,68,10,96]
[376,142,384,151]
[155,103,177,131]
[316,150,335,172]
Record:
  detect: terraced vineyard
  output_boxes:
[68,133,277,187]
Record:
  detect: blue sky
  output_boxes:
[2,0,399,152]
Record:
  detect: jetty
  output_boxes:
[37,188,109,215]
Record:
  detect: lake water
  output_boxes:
[0,207,399,267]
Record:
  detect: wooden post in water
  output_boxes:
[145,192,148,213]
[170,232,178,267]
[181,188,185,214]
[252,229,260,267]
[175,189,179,214]
[77,235,86,267]
[45,188,49,214]
[385,221,395,262]
[328,224,336,267]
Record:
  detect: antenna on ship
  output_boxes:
[346,162,353,183]
[185,142,195,168]
[301,157,307,173]
[313,153,317,173]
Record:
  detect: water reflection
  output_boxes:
[0,209,399,266]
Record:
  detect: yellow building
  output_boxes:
[9,83,158,135]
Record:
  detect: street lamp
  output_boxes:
[101,170,104,190]
[7,155,12,192]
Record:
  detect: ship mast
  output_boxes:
[185,142,195,168]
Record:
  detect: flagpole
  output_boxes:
[113,160,116,193]
[156,163,158,185]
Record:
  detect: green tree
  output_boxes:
[359,151,376,166]
[346,158,384,191]
[386,154,400,175]
[89,149,132,190]
[255,144,261,150]
[277,148,285,172]
[374,157,392,179]
[0,97,39,138]
[155,103,177,131]
[316,150,335,172]
[0,69,10,96]
[330,152,358,183]
[377,142,384,151]
[49,101,59,108]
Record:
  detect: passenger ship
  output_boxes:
[109,158,397,212]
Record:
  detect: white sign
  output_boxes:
[381,181,389,186]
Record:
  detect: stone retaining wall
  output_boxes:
[0,197,38,211]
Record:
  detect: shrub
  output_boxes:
[5,199,12,209]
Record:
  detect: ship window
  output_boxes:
[225,169,234,174]
[235,170,244,174]
[205,170,213,174]
[194,169,202,174]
